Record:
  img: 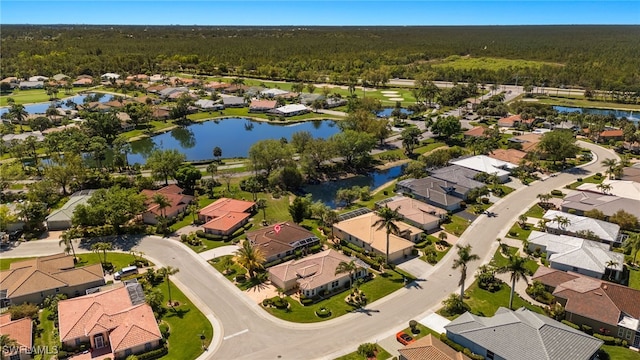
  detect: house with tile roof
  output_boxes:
[0,253,104,306]
[246,222,320,264]
[526,231,624,280]
[576,180,640,201]
[46,190,97,231]
[0,313,33,360]
[198,198,255,236]
[542,210,624,245]
[450,155,517,183]
[58,282,162,359]
[561,190,640,220]
[268,249,368,297]
[72,77,94,87]
[333,212,420,263]
[463,126,487,138]
[508,133,542,153]
[398,334,470,360]
[249,99,278,113]
[382,196,447,232]
[532,267,640,348]
[140,185,194,225]
[488,148,527,165]
[445,307,603,360]
[497,114,522,127]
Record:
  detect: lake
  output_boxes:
[553,106,639,123]
[303,164,404,208]
[0,93,114,116]
[377,107,413,118]
[128,118,341,164]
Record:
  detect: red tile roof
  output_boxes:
[58,285,161,351]
[398,334,470,360]
[463,126,486,137]
[250,99,277,109]
[488,148,527,164]
[140,185,193,217]
[0,313,33,348]
[498,114,522,126]
[600,129,623,138]
[246,222,318,260]
[199,198,255,232]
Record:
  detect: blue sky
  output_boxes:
[1,1,638,25]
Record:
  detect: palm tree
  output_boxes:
[496,254,532,309]
[438,231,448,243]
[601,158,618,179]
[605,260,619,281]
[335,260,358,290]
[158,266,180,307]
[452,244,480,302]
[59,232,77,260]
[256,199,267,222]
[234,240,265,279]
[8,103,28,131]
[536,193,551,207]
[623,233,640,265]
[373,206,403,265]
[0,334,18,360]
[596,183,612,194]
[552,215,571,230]
[206,163,217,180]
[91,242,112,264]
[152,193,171,220]
[518,214,528,228]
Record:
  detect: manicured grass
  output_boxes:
[210,255,266,291]
[414,141,447,155]
[120,121,177,140]
[187,107,344,123]
[524,204,545,218]
[355,182,397,209]
[401,323,442,340]
[75,252,147,272]
[0,257,31,270]
[629,267,640,291]
[535,95,640,111]
[186,238,234,253]
[0,88,81,106]
[506,223,533,241]
[490,247,539,274]
[431,56,560,71]
[170,197,216,231]
[492,184,514,197]
[159,279,213,360]
[35,308,57,360]
[334,346,393,360]
[263,269,414,323]
[600,345,640,360]
[442,215,470,236]
[567,173,605,189]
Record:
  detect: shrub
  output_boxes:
[315,307,331,317]
[262,298,273,307]
[235,274,247,283]
[409,320,418,332]
[136,347,168,360]
[593,333,616,345]
[272,297,289,309]
[581,324,592,334]
[551,189,563,196]
[357,343,377,358]
[561,320,580,330]
[9,303,39,320]
[577,178,583,182]
[159,322,170,339]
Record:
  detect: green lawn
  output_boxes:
[263,269,414,323]
[493,184,515,197]
[567,174,605,189]
[414,141,447,155]
[0,257,31,270]
[600,345,640,360]
[431,56,560,72]
[75,252,148,272]
[421,245,451,265]
[490,247,539,274]
[401,323,442,340]
[442,215,470,236]
[35,308,57,360]
[159,280,213,360]
[524,204,545,218]
[334,346,393,360]
[170,197,216,232]
[210,255,266,291]
[506,223,533,241]
[0,88,81,106]
[355,182,397,209]
[187,107,344,123]
[629,267,640,290]
[535,95,640,112]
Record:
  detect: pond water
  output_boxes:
[303,164,405,208]
[128,118,340,164]
[553,106,639,123]
[0,93,114,116]
[377,107,413,118]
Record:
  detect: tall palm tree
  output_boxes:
[553,215,571,230]
[158,266,180,307]
[234,240,265,279]
[373,206,403,265]
[452,244,480,302]
[0,334,18,360]
[497,254,532,309]
[8,103,28,131]
[152,193,171,220]
[601,158,618,179]
[335,260,358,290]
[59,232,77,260]
[596,183,612,194]
[206,163,217,181]
[256,199,268,222]
[605,260,619,281]
[91,242,112,264]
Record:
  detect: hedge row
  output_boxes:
[593,333,628,347]
[561,320,580,330]
[137,346,169,360]
[439,334,484,360]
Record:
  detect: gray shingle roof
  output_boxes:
[445,308,603,360]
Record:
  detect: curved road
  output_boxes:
[1,142,618,359]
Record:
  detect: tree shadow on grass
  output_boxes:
[165,307,190,319]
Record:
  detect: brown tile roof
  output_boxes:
[534,268,640,327]
[0,254,104,299]
[58,285,161,351]
[600,129,623,138]
[249,99,277,109]
[488,148,527,164]
[0,313,33,348]
[463,126,487,137]
[333,212,418,255]
[246,222,318,260]
[532,266,579,289]
[268,249,361,290]
[398,334,470,360]
[498,114,522,126]
[141,185,193,217]
[72,78,93,86]
[199,198,255,233]
[385,197,445,226]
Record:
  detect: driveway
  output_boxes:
[397,257,432,278]
[199,246,238,261]
[1,141,617,360]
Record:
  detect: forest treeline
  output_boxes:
[1,25,639,91]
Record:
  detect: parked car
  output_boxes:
[114,265,138,280]
[396,331,415,345]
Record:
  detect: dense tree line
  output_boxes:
[1,25,639,91]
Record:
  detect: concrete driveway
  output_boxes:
[397,257,432,278]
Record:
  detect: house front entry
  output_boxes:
[94,334,105,349]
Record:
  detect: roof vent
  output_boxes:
[594,292,602,296]
[603,285,608,290]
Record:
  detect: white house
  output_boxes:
[271,104,309,117]
[101,73,121,80]
[576,180,640,201]
[449,155,517,183]
[527,231,624,280]
[194,99,224,110]
[260,88,290,98]
[542,210,624,245]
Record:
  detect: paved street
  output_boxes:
[0,141,617,360]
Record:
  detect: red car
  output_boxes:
[396,331,415,345]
